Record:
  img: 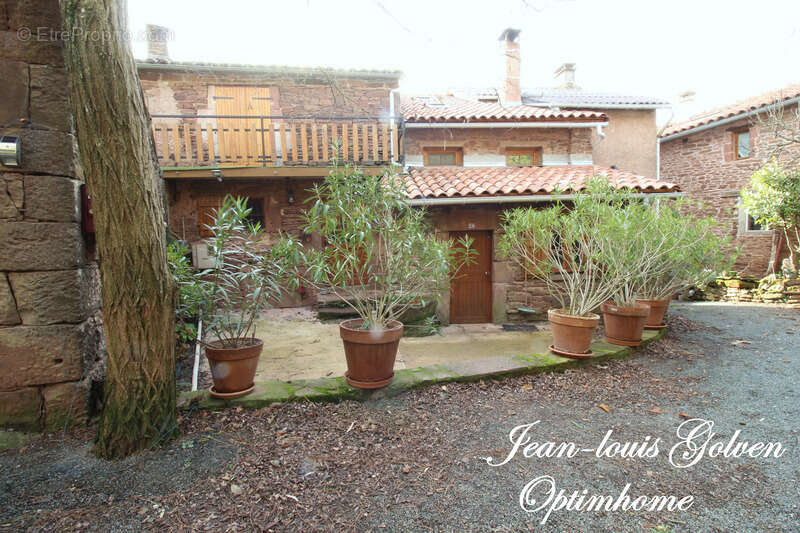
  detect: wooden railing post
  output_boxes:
[259,117,266,167]
[151,115,402,168]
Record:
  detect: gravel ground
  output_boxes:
[1,302,798,532]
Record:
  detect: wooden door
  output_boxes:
[197,196,222,238]
[450,230,492,323]
[214,86,272,166]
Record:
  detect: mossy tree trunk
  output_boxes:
[60,0,177,458]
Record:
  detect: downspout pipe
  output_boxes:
[596,123,606,138]
[389,88,400,165]
[407,191,683,206]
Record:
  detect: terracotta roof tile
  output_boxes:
[401,95,605,122]
[403,166,679,200]
[662,84,800,137]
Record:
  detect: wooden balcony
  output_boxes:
[151,115,404,169]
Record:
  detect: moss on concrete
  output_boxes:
[0,430,38,451]
[180,326,667,410]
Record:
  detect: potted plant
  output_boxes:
[300,164,474,389]
[499,179,626,358]
[597,191,683,346]
[194,195,299,398]
[635,201,734,329]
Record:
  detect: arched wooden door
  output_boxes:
[449,230,492,323]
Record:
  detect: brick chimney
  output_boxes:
[146,24,171,63]
[554,63,577,89]
[499,28,521,106]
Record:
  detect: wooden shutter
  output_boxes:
[214,86,272,166]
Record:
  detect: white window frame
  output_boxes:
[737,204,771,236]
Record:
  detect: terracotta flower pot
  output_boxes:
[548,309,600,358]
[340,319,403,389]
[636,298,671,330]
[602,302,650,346]
[205,338,263,398]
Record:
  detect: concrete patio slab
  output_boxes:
[252,315,553,382]
[180,322,664,411]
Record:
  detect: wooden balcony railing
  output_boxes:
[150,115,404,168]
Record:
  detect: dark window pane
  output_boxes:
[747,215,762,231]
[737,131,751,158]
[427,152,456,166]
[245,198,264,227]
[439,153,456,165]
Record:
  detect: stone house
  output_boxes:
[137,26,402,308]
[659,85,800,276]
[434,30,669,179]
[397,29,677,324]
[139,26,680,324]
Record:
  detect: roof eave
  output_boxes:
[403,120,609,128]
[660,94,800,142]
[527,103,671,110]
[406,190,683,206]
[135,61,403,80]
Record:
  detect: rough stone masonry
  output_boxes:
[0,0,103,432]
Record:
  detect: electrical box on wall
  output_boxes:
[0,135,21,167]
[191,243,215,269]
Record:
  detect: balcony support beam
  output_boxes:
[161,166,392,180]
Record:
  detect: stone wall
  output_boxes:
[404,127,593,166]
[699,277,800,306]
[137,66,399,118]
[167,178,319,244]
[0,0,103,431]
[660,107,800,276]
[428,204,557,325]
[167,178,321,307]
[172,187,560,321]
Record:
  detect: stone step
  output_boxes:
[316,306,360,321]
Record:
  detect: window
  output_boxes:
[746,215,763,232]
[734,130,751,159]
[525,234,582,274]
[505,148,543,167]
[423,147,463,166]
[737,205,769,235]
[244,197,265,228]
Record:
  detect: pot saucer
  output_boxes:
[209,383,255,399]
[345,371,393,389]
[549,344,594,359]
[604,336,642,347]
[644,324,667,330]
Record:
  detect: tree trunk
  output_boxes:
[766,230,781,276]
[60,0,177,458]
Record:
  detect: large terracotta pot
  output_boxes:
[636,298,671,330]
[205,338,263,398]
[548,309,600,358]
[602,302,650,346]
[340,319,403,389]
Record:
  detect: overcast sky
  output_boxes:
[127,0,800,123]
